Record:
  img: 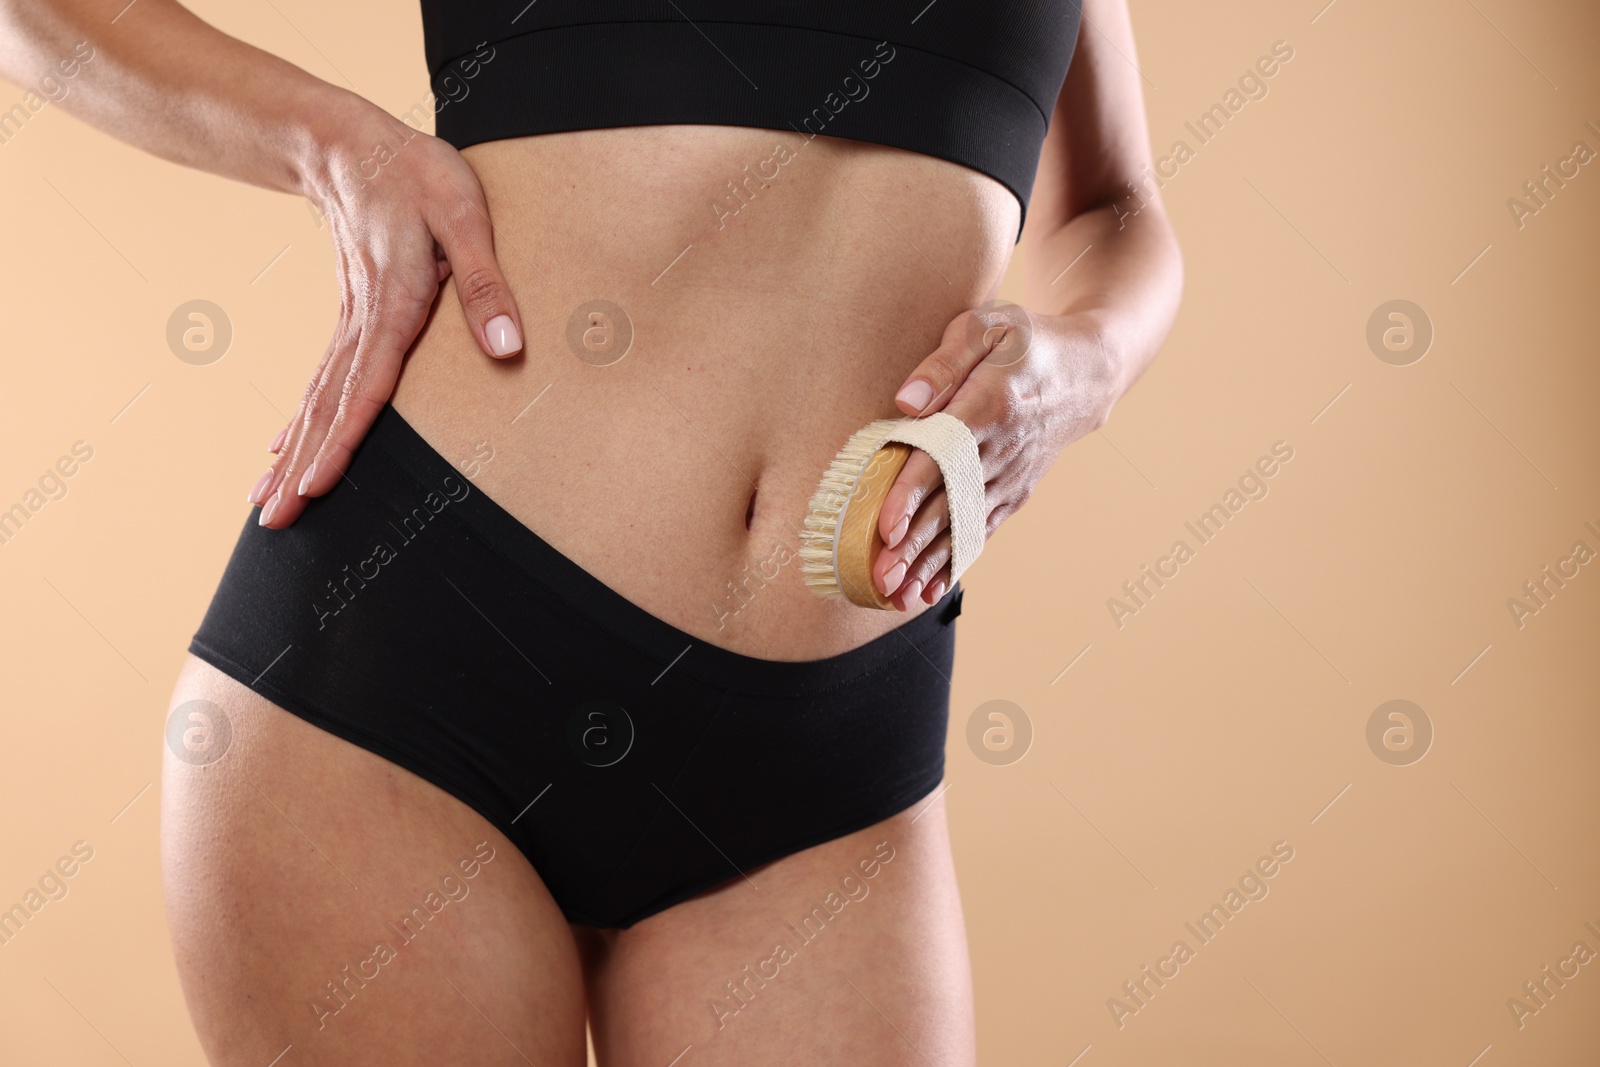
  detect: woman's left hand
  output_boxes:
[874,304,1124,609]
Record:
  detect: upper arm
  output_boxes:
[1021,0,1158,243]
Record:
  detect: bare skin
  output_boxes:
[10,0,1181,1062]
[382,123,1018,658]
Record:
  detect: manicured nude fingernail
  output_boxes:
[886,514,910,549]
[297,461,317,496]
[486,314,522,356]
[881,559,907,596]
[896,379,934,413]
[928,578,947,602]
[259,490,281,527]
[902,579,924,606]
[247,469,274,505]
[268,426,287,453]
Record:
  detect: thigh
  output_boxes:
[579,792,974,1067]
[161,654,587,1067]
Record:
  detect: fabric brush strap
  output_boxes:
[859,413,987,583]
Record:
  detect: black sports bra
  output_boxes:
[419,2,1083,239]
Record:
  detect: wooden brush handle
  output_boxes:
[835,442,914,609]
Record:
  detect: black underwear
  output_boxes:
[188,404,961,928]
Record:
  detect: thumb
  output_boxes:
[895,303,1029,416]
[435,204,525,359]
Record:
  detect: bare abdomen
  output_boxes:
[391,125,1018,658]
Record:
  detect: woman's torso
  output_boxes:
[390,125,1019,658]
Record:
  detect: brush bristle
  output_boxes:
[798,420,902,598]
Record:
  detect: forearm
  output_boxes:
[0,0,382,199]
[1019,198,1184,402]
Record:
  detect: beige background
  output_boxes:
[2,0,1597,1064]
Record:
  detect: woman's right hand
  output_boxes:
[249,100,525,528]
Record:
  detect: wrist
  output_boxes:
[1048,309,1126,418]
[289,87,398,205]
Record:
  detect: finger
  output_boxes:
[986,495,1026,540]
[894,304,1025,416]
[273,220,441,518]
[252,328,348,509]
[247,420,294,502]
[877,485,949,598]
[260,280,368,523]
[252,221,365,517]
[277,270,432,516]
[258,337,356,527]
[250,423,289,501]
[291,309,412,502]
[891,529,952,611]
[259,233,358,486]
[879,446,943,549]
[430,193,524,359]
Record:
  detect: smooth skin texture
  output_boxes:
[161,656,590,1067]
[9,0,1180,1062]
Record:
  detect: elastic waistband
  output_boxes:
[362,404,962,696]
[428,20,1044,240]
